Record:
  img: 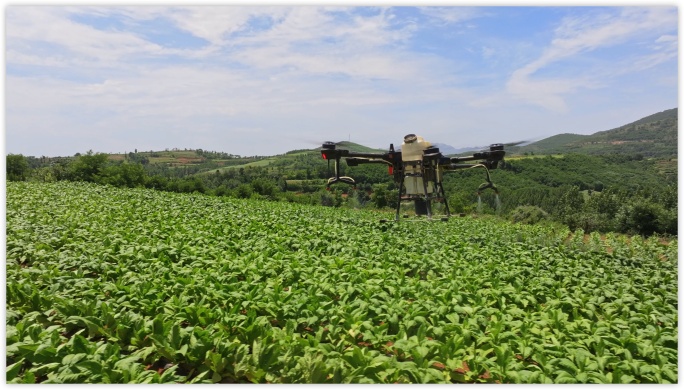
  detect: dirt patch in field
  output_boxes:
[176,157,204,164]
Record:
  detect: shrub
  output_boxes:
[615,199,665,236]
[509,205,549,225]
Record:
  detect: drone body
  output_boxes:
[321,134,507,221]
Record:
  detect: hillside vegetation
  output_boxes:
[7,108,678,236]
[512,108,677,158]
[5,108,679,383]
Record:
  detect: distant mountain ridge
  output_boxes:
[95,108,676,169]
[510,108,678,158]
[432,143,461,155]
[397,143,477,155]
[330,141,386,154]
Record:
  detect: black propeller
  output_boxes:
[443,139,530,158]
[475,140,529,152]
[501,140,529,147]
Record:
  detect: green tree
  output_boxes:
[371,184,388,208]
[554,186,585,229]
[6,154,29,181]
[319,190,342,207]
[251,178,277,198]
[68,151,109,182]
[236,184,253,199]
[146,175,168,191]
[98,162,146,188]
[447,191,473,214]
[616,198,665,236]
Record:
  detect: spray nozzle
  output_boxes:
[477,181,498,194]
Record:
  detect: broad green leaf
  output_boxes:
[6,359,25,381]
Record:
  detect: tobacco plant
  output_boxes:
[6,182,678,383]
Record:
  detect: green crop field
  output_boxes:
[6,182,678,384]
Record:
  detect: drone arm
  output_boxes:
[448,144,506,169]
[321,148,391,187]
[345,157,393,167]
[345,151,389,159]
[321,148,392,162]
[449,151,505,163]
[449,155,477,163]
[445,159,500,170]
[444,163,482,170]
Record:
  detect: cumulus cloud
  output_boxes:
[503,6,678,112]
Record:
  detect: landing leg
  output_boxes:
[436,181,451,218]
[395,174,405,221]
[421,163,432,220]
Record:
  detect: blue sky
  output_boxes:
[5,5,678,157]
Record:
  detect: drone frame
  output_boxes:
[321,141,505,221]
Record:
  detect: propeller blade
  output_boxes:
[476,139,531,152]
[502,140,529,147]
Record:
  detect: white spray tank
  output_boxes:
[401,134,434,195]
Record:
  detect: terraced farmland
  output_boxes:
[6,182,678,383]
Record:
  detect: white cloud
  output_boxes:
[526,7,675,76]
[417,6,483,25]
[503,6,677,112]
[6,6,425,80]
[6,6,166,65]
[652,34,678,55]
[481,46,494,58]
[219,6,422,81]
[4,6,679,156]
[655,34,676,43]
[506,74,596,112]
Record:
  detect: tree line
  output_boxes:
[6,150,677,237]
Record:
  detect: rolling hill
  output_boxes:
[98,107,677,177]
[509,108,677,158]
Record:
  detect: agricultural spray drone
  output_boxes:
[321,134,513,221]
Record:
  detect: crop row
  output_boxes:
[6,182,678,383]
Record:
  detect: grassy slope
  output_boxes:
[514,108,677,158]
[195,142,386,175]
[509,134,587,154]
[333,141,387,154]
